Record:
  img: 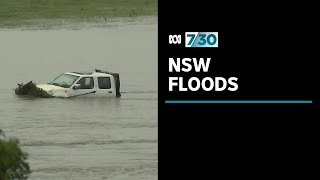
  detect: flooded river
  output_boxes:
[0,18,157,180]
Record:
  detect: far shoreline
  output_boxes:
[0,15,157,31]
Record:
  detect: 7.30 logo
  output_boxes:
[169,35,181,44]
[185,32,218,47]
[169,32,218,47]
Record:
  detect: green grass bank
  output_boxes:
[0,0,157,28]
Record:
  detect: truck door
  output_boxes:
[70,77,96,97]
[96,77,116,97]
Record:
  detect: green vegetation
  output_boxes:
[15,81,52,98]
[0,129,31,180]
[0,0,157,27]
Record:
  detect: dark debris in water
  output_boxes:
[15,81,52,98]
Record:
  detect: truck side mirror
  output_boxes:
[73,84,81,90]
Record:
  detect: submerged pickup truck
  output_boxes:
[16,69,121,98]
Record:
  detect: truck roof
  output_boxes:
[66,72,113,77]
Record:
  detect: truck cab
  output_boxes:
[36,69,121,98]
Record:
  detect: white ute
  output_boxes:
[36,69,121,98]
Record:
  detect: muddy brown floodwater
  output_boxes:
[0,17,157,180]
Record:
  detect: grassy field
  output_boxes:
[0,0,157,28]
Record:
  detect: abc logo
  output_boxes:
[169,35,181,44]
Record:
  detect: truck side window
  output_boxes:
[77,77,94,89]
[98,77,111,89]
